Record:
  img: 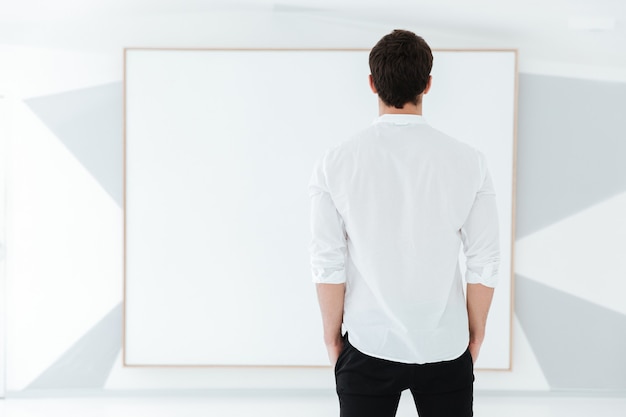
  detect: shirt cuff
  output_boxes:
[465,262,499,288]
[311,268,346,284]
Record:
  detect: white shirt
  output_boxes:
[309,114,499,364]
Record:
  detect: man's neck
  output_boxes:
[378,99,422,116]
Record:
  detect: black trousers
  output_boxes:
[335,336,474,417]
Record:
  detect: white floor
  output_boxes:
[1,391,626,417]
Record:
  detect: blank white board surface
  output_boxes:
[125,49,516,368]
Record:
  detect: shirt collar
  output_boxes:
[373,114,427,126]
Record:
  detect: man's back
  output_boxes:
[310,114,498,363]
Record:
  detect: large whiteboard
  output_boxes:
[124,49,516,369]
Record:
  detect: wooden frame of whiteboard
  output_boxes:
[123,48,518,370]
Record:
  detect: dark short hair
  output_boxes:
[369,30,433,109]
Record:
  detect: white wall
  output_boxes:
[2,9,625,394]
[0,91,9,397]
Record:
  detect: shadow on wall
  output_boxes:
[25,82,124,207]
[26,303,123,390]
[515,74,626,238]
[516,276,626,391]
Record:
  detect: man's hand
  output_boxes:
[466,283,494,365]
[468,340,482,364]
[316,283,346,366]
[326,337,344,367]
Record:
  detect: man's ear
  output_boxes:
[423,75,433,95]
[368,74,377,94]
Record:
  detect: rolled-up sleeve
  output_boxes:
[460,152,500,288]
[309,157,347,284]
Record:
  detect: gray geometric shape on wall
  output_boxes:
[26,303,123,390]
[515,74,626,238]
[516,275,626,391]
[25,82,124,207]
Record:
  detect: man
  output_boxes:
[309,30,499,417]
